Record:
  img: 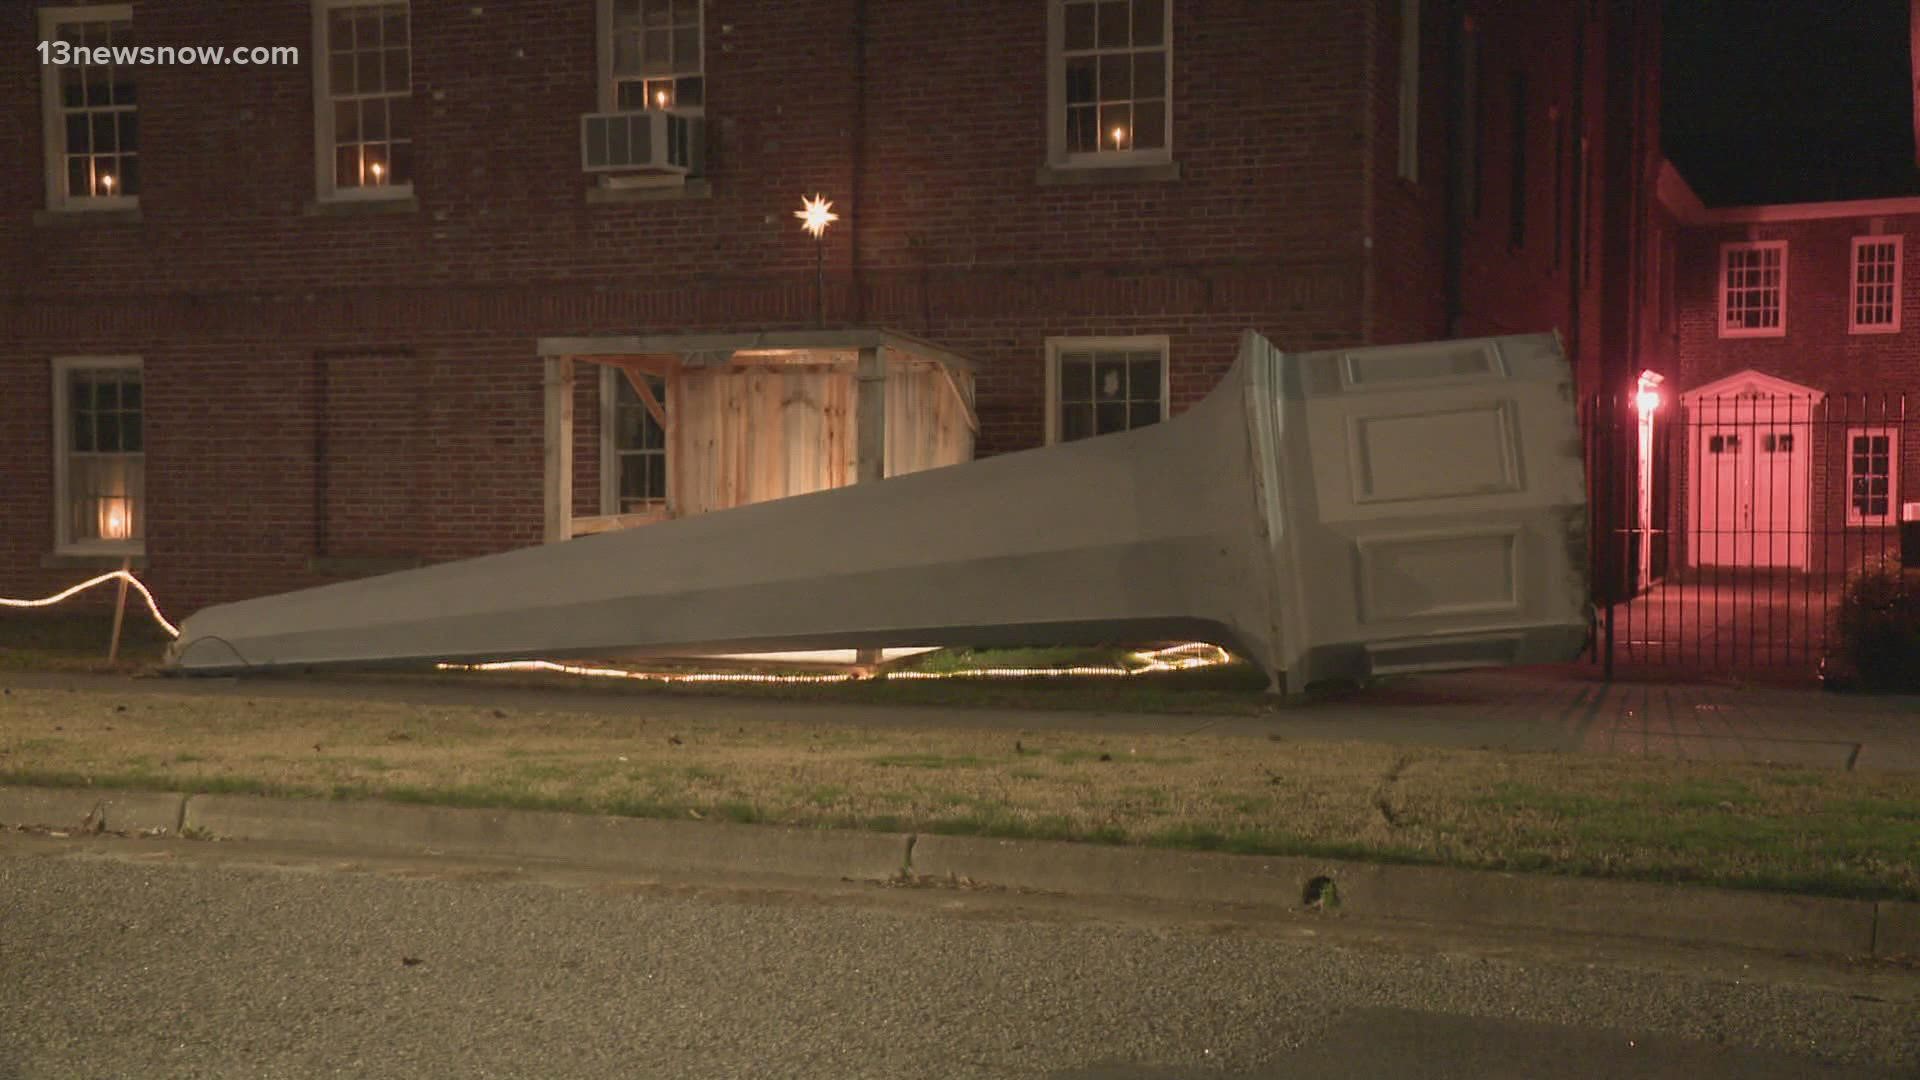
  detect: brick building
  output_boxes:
[1636,166,1920,578]
[2,0,1661,618]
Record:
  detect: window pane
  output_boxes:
[1134,51,1165,98]
[613,0,641,28]
[648,454,667,496]
[123,413,142,453]
[1096,403,1127,434]
[1060,358,1091,402]
[1061,404,1093,442]
[1129,402,1160,429]
[1064,2,1096,50]
[336,145,360,187]
[1127,355,1159,400]
[91,112,117,154]
[644,29,672,73]
[66,156,88,198]
[388,140,412,184]
[676,76,704,106]
[1131,0,1165,46]
[72,412,94,452]
[617,80,647,110]
[330,51,356,94]
[356,50,383,93]
[1065,57,1096,105]
[65,113,90,154]
[1094,355,1126,400]
[98,414,122,453]
[61,66,84,108]
[1097,1,1129,48]
[1066,107,1096,153]
[1099,102,1132,150]
[118,155,139,195]
[382,9,408,46]
[384,48,409,94]
[1134,100,1165,148]
[118,112,137,154]
[329,9,354,50]
[672,27,700,71]
[388,96,410,139]
[362,99,387,139]
[1099,53,1131,99]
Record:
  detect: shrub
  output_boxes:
[1834,563,1920,692]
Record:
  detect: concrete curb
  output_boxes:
[181,794,909,882]
[0,785,184,836]
[2,785,1914,962]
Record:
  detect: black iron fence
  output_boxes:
[1584,391,1915,679]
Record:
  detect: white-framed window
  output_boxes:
[1849,235,1902,334]
[600,0,704,112]
[51,357,145,556]
[599,366,671,516]
[38,5,138,212]
[1045,337,1170,443]
[1046,0,1172,167]
[313,0,412,200]
[1718,240,1787,338]
[1845,427,1899,527]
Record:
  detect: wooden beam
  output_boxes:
[543,356,575,544]
[933,361,980,434]
[615,364,669,430]
[854,345,887,484]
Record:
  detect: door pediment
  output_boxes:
[1679,369,1825,404]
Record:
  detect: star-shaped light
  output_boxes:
[795,193,838,239]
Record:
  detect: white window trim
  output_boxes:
[1848,234,1903,335]
[1043,335,1172,444]
[38,4,137,213]
[1717,240,1788,339]
[312,0,414,203]
[1045,0,1175,170]
[1844,426,1899,528]
[51,355,145,557]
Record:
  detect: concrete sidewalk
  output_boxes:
[2,665,1916,770]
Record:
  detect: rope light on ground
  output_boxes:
[438,642,1235,685]
[0,570,181,639]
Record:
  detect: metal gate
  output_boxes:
[1585,389,1913,679]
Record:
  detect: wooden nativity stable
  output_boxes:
[539,329,978,543]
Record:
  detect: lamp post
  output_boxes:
[795,193,838,327]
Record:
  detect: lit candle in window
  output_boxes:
[100,173,116,193]
[654,88,670,108]
[368,161,386,183]
[99,497,131,541]
[1110,126,1128,148]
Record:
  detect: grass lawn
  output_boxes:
[3,683,1917,902]
[0,610,171,673]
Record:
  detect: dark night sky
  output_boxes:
[1663,0,1920,205]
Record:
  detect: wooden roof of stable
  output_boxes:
[536,328,978,372]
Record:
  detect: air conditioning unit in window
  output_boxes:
[580,110,704,175]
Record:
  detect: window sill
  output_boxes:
[304,196,421,217]
[33,208,144,227]
[308,555,426,578]
[42,552,147,570]
[587,178,711,204]
[1036,161,1181,187]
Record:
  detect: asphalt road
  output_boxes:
[1,832,1914,1079]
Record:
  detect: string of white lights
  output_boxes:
[0,570,181,639]
[438,643,1234,685]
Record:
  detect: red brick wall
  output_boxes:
[0,0,1395,617]
[1365,0,1450,345]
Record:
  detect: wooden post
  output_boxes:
[854,345,887,485]
[106,555,131,663]
[854,345,886,670]
[543,357,575,544]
